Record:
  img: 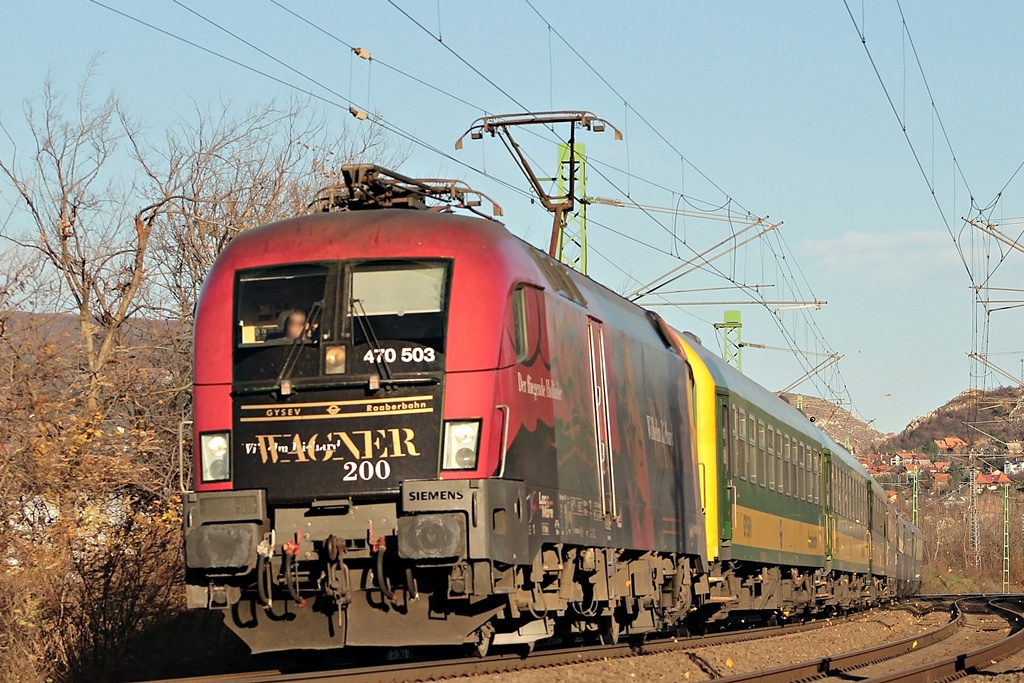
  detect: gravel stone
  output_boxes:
[475,608,948,682]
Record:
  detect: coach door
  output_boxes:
[720,397,733,541]
[588,319,617,528]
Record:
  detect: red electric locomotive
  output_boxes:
[183,166,706,653]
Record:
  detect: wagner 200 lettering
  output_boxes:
[362,347,436,364]
[246,428,421,464]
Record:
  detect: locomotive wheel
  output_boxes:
[473,623,494,658]
[600,615,619,645]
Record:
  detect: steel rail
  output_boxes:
[710,600,965,683]
[863,597,1024,683]
[150,607,881,683]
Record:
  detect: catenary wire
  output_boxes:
[88,0,537,205]
[93,0,861,417]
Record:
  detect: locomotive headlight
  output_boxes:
[442,420,481,470]
[324,345,347,374]
[200,432,231,482]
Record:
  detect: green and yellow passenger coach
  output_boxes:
[676,332,920,614]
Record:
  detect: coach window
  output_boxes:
[737,408,747,480]
[797,442,805,501]
[852,474,857,519]
[846,472,851,517]
[776,440,783,495]
[775,433,783,492]
[844,471,851,518]
[853,474,858,519]
[811,450,819,505]
[748,414,757,485]
[833,465,841,517]
[789,441,797,499]
[792,444,800,501]
[839,470,846,518]
[837,470,842,516]
[767,427,776,491]
[845,471,851,517]
[783,436,791,496]
[816,453,822,505]
[807,448,813,502]
[799,443,807,501]
[758,421,767,487]
[808,448,814,503]
[808,450,815,503]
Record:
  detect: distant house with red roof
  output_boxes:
[935,436,969,453]
[976,471,1013,492]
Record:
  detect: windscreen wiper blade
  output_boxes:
[351,298,394,387]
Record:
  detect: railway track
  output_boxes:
[714,595,1024,683]
[148,602,944,683]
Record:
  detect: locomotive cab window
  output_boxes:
[348,261,450,357]
[236,264,329,346]
[233,263,333,385]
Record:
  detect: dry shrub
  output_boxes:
[0,500,182,682]
[0,72,402,682]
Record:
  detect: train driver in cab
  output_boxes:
[267,309,310,342]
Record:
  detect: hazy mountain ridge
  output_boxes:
[887,386,1024,452]
[776,391,886,456]
[773,386,1024,455]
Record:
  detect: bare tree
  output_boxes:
[0,75,178,415]
[150,96,400,322]
[0,73,402,681]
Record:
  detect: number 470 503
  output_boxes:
[362,347,437,363]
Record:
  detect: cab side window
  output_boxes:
[512,286,529,362]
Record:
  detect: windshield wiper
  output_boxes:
[351,298,394,389]
[277,300,322,395]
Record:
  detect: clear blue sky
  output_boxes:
[4,1,1024,436]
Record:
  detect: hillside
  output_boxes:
[777,392,886,456]
[886,386,1024,452]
